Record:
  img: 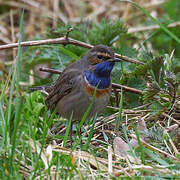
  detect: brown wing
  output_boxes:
[45,69,81,110]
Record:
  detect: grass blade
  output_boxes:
[122,125,138,163]
[119,0,180,43]
[132,121,145,164]
[63,113,73,147]
[115,89,123,134]
[72,87,97,150]
[0,101,5,145]
[84,115,97,150]
[10,96,24,165]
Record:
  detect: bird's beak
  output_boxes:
[109,57,121,62]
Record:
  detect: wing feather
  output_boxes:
[45,69,81,110]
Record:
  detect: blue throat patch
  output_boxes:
[84,61,115,89]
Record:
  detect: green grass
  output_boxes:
[120,0,180,43]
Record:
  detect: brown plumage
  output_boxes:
[31,45,121,145]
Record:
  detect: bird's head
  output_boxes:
[86,45,121,77]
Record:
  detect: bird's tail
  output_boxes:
[29,85,50,95]
[29,85,49,91]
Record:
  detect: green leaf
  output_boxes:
[143,83,160,103]
[145,148,170,166]
[47,19,127,47]
[22,45,79,71]
[150,101,166,116]
[150,56,164,84]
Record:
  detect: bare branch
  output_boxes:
[65,27,73,40]
[112,83,143,95]
[0,36,144,65]
[128,21,180,33]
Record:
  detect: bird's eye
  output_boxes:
[97,55,103,59]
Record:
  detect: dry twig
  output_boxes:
[130,134,178,160]
[128,21,180,33]
[0,36,144,65]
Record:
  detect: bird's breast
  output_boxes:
[83,79,111,117]
[83,80,112,98]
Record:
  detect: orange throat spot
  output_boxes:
[84,83,111,97]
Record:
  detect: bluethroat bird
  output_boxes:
[32,45,121,143]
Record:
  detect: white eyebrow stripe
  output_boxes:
[97,52,111,58]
